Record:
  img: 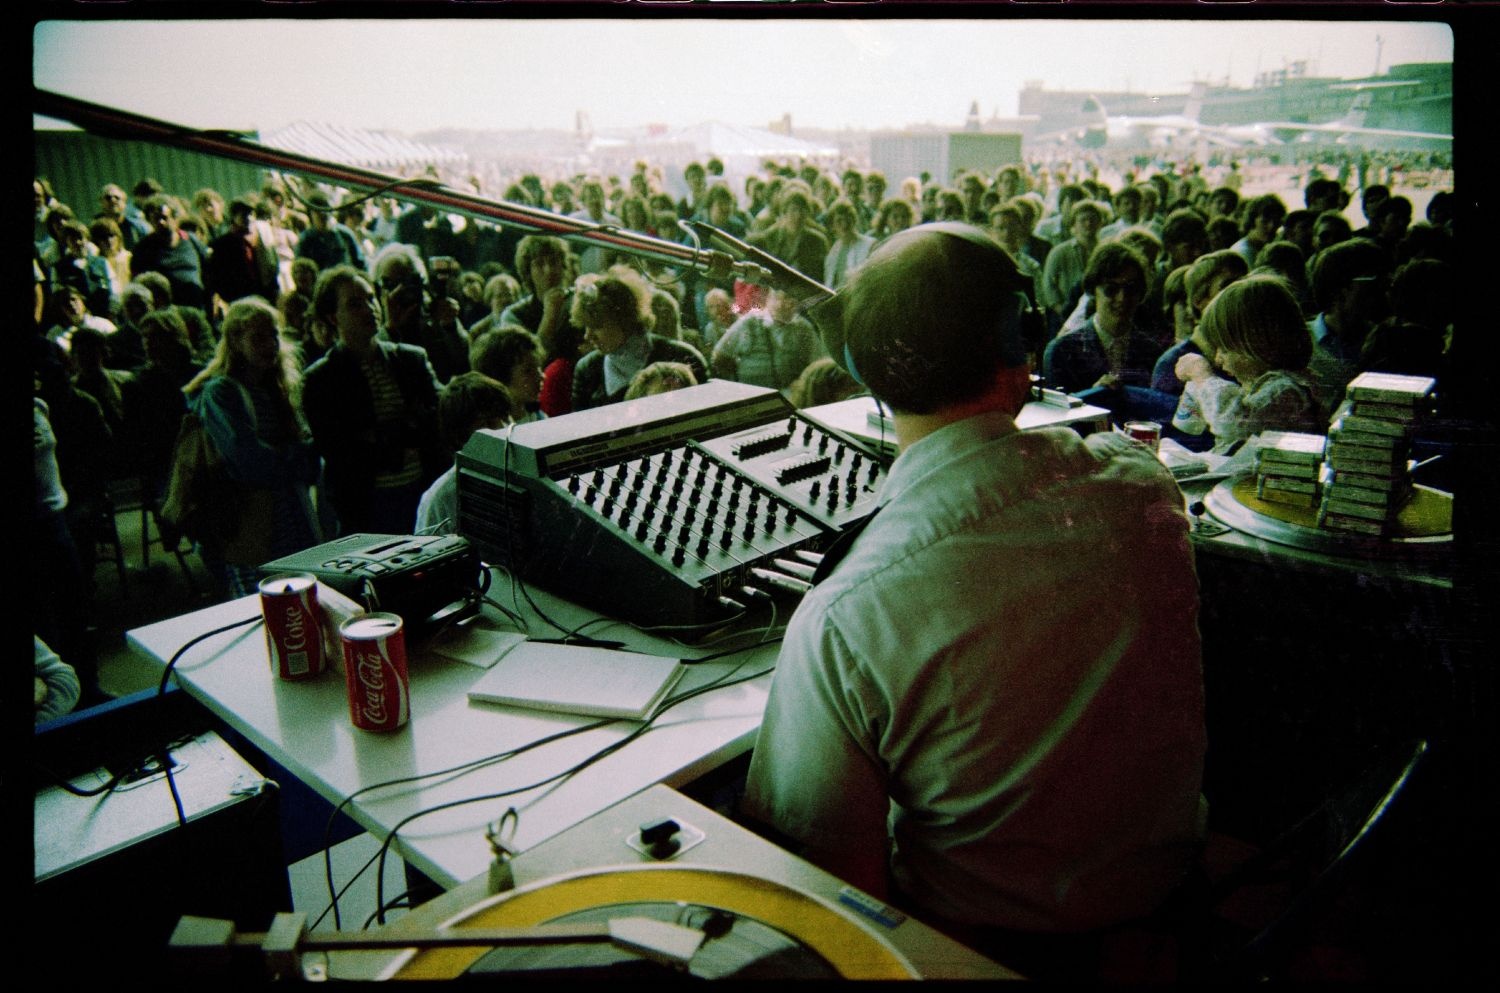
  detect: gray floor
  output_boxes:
[82,490,409,933]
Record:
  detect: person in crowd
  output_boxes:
[303,266,444,535]
[296,190,367,272]
[34,178,57,252]
[624,361,699,401]
[1369,195,1414,258]
[415,372,513,536]
[37,203,78,270]
[89,217,133,308]
[1359,258,1452,381]
[1151,249,1250,396]
[129,195,209,310]
[123,307,206,505]
[42,286,117,355]
[1307,238,1392,397]
[1206,185,1240,221]
[107,282,153,370]
[1159,207,1210,275]
[712,288,823,393]
[1253,240,1314,315]
[469,327,545,424]
[1281,208,1318,261]
[34,636,81,725]
[1043,241,1164,395]
[863,170,887,219]
[51,219,115,319]
[466,273,522,340]
[697,287,737,355]
[749,188,828,280]
[1206,215,1241,253]
[678,161,710,220]
[33,386,101,707]
[98,183,151,250]
[1038,199,1104,333]
[1304,177,1350,215]
[1352,183,1390,240]
[743,221,1205,983]
[785,355,862,410]
[1230,193,1287,268]
[1175,274,1326,452]
[183,298,323,596]
[823,198,876,290]
[1098,185,1145,241]
[569,177,622,274]
[192,188,229,240]
[206,197,281,313]
[372,243,470,384]
[290,256,318,300]
[69,326,130,444]
[1034,182,1085,243]
[1312,210,1354,256]
[569,265,708,411]
[549,181,577,217]
[871,197,916,244]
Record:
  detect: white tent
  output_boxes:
[636,121,841,195]
[260,121,467,172]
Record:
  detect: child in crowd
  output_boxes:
[414,372,513,535]
[1174,274,1326,453]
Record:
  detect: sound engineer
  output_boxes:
[743,222,1207,980]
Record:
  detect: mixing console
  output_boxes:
[456,381,888,631]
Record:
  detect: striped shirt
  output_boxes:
[361,353,423,489]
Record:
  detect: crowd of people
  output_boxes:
[30,148,1455,718]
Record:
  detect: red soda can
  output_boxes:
[258,573,327,681]
[340,613,411,732]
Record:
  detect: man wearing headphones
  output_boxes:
[743,222,1207,979]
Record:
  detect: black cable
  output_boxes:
[155,612,263,830]
[317,715,615,930]
[367,652,777,925]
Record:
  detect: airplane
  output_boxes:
[1211,85,1452,148]
[1034,82,1451,151]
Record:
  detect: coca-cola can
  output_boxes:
[340,613,411,732]
[258,573,327,681]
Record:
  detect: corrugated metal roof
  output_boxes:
[260,121,467,170]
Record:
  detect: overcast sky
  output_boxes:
[34,16,1453,134]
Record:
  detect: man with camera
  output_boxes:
[371,244,471,384]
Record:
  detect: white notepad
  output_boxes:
[466,641,686,721]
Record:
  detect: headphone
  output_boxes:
[810,221,1043,390]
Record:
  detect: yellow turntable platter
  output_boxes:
[392,864,918,979]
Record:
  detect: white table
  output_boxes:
[805,394,1111,455]
[127,577,776,890]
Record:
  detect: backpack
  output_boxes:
[158,411,240,549]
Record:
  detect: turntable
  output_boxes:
[384,784,1013,979]
[174,785,1015,980]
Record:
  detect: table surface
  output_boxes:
[127,577,777,889]
[1182,475,1454,589]
[804,394,1111,455]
